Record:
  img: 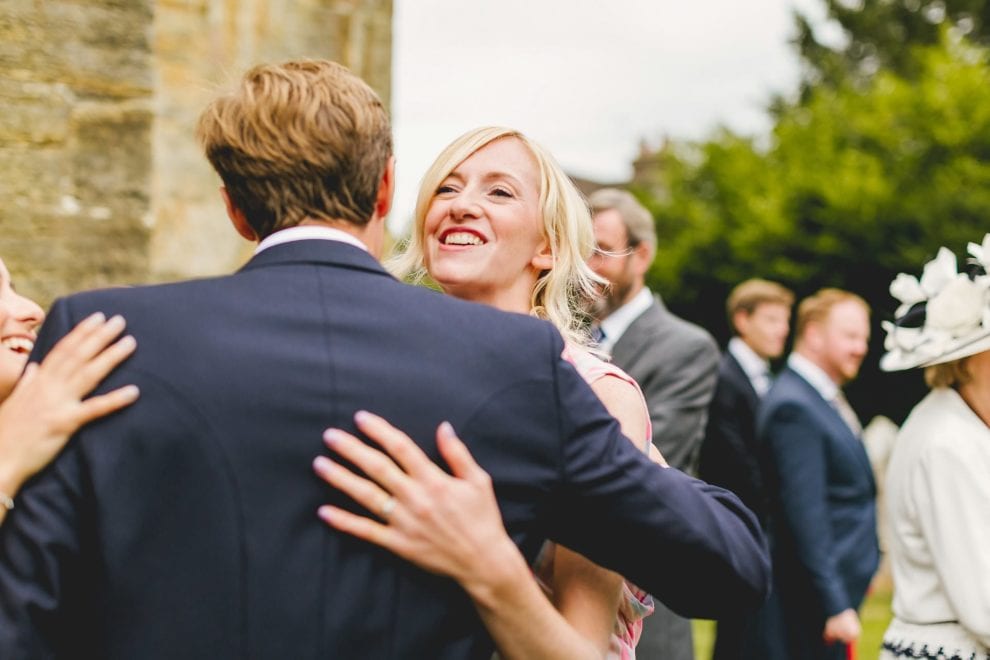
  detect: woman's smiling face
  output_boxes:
[0,258,45,400]
[422,136,551,313]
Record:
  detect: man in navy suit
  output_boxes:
[0,61,768,658]
[699,278,793,660]
[757,288,879,660]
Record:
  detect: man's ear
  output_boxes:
[630,241,654,277]
[373,156,396,222]
[732,309,751,337]
[220,187,258,242]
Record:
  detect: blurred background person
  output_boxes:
[698,278,793,660]
[758,288,879,660]
[587,187,719,660]
[700,278,794,524]
[878,235,990,659]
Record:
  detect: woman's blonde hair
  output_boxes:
[389,126,604,346]
[924,357,972,389]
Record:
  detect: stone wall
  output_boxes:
[0,0,392,307]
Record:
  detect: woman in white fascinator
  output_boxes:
[879,234,990,659]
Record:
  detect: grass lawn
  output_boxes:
[692,580,892,660]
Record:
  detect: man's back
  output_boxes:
[0,241,768,658]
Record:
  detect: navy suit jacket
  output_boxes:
[758,366,878,635]
[699,351,766,525]
[0,240,768,659]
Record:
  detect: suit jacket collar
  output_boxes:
[599,287,654,352]
[724,351,760,410]
[238,238,393,280]
[728,338,770,388]
[777,366,876,487]
[608,294,666,364]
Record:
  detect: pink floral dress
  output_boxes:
[531,344,656,659]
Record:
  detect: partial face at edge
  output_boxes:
[422,137,550,313]
[0,258,45,400]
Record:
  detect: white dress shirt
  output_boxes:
[788,352,862,435]
[728,337,772,397]
[254,225,369,255]
[598,287,654,355]
[786,352,838,403]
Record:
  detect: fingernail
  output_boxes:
[87,312,106,324]
[119,335,137,350]
[323,429,343,446]
[313,456,334,474]
[354,410,371,424]
[317,505,334,523]
[122,385,140,400]
[108,314,126,327]
[438,421,455,439]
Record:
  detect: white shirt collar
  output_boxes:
[728,337,771,391]
[787,352,839,402]
[599,287,654,354]
[254,225,369,255]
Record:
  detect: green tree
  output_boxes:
[796,0,990,88]
[643,35,990,420]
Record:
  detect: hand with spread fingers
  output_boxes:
[0,313,139,523]
[313,411,523,587]
[314,411,614,660]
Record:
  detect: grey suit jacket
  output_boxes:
[609,294,719,474]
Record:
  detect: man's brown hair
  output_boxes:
[726,279,794,333]
[795,288,870,340]
[197,59,392,238]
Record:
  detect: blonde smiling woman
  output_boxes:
[316,127,664,660]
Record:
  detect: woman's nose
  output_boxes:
[11,291,45,330]
[449,190,481,220]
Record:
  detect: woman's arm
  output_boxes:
[0,313,138,525]
[544,375,658,654]
[314,412,610,660]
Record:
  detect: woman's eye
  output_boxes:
[490,188,513,198]
[436,184,456,195]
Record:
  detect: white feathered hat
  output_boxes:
[880,234,990,372]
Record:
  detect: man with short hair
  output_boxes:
[699,278,793,660]
[588,188,719,660]
[700,278,794,526]
[757,288,879,660]
[0,61,768,658]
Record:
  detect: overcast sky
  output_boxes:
[390,0,838,232]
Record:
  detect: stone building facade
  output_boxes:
[0,0,392,307]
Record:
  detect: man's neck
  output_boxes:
[297,217,384,259]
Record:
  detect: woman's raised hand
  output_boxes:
[0,313,139,502]
[313,411,523,587]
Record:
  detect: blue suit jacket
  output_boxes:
[0,240,769,659]
[757,365,878,656]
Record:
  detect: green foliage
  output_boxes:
[644,35,990,420]
[797,0,990,87]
